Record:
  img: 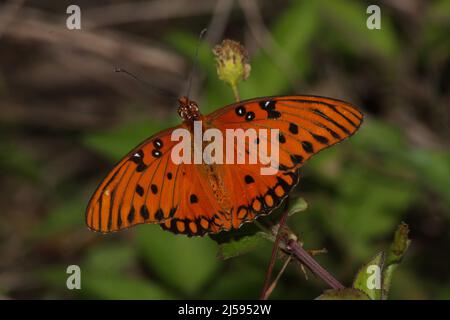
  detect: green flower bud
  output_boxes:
[213,39,251,101]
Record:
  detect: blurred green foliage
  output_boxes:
[2,0,449,300]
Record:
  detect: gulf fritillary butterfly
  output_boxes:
[86,95,363,236]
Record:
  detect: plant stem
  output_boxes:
[231,82,240,101]
[264,255,292,299]
[259,204,289,300]
[286,239,345,290]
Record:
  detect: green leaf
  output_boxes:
[410,149,450,210]
[165,0,320,109]
[382,222,411,298]
[352,252,384,300]
[38,265,173,299]
[83,244,135,276]
[288,197,308,216]
[318,0,399,58]
[320,163,416,259]
[217,232,270,260]
[316,288,370,300]
[207,264,265,299]
[0,141,40,181]
[137,225,219,296]
[351,119,407,152]
[352,223,411,300]
[240,0,319,97]
[82,274,174,299]
[82,244,174,299]
[33,195,84,237]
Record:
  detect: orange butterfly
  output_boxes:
[86,95,363,236]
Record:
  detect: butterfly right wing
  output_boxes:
[206,95,363,229]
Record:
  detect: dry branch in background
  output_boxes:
[5,8,186,75]
[84,0,219,29]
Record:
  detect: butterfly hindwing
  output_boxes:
[159,162,226,236]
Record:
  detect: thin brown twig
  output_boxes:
[184,0,234,101]
[84,0,220,29]
[0,0,25,38]
[238,0,301,90]
[5,8,185,75]
[264,255,292,298]
[260,200,290,300]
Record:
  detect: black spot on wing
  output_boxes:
[130,150,147,172]
[190,194,198,204]
[155,208,164,220]
[136,164,147,172]
[301,141,314,153]
[235,106,246,116]
[278,133,286,144]
[313,109,350,135]
[244,175,255,184]
[290,154,304,165]
[140,205,149,220]
[312,133,329,144]
[136,184,144,196]
[289,123,299,134]
[127,207,135,223]
[152,149,162,158]
[245,112,255,121]
[153,139,163,149]
[259,100,281,119]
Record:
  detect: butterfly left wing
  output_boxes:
[86,127,183,232]
[207,95,363,228]
[86,126,236,236]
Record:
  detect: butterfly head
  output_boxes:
[178,96,201,122]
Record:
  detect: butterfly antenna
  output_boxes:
[115,67,177,99]
[185,28,208,99]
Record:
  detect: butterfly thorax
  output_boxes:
[178,96,201,123]
[177,97,233,214]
